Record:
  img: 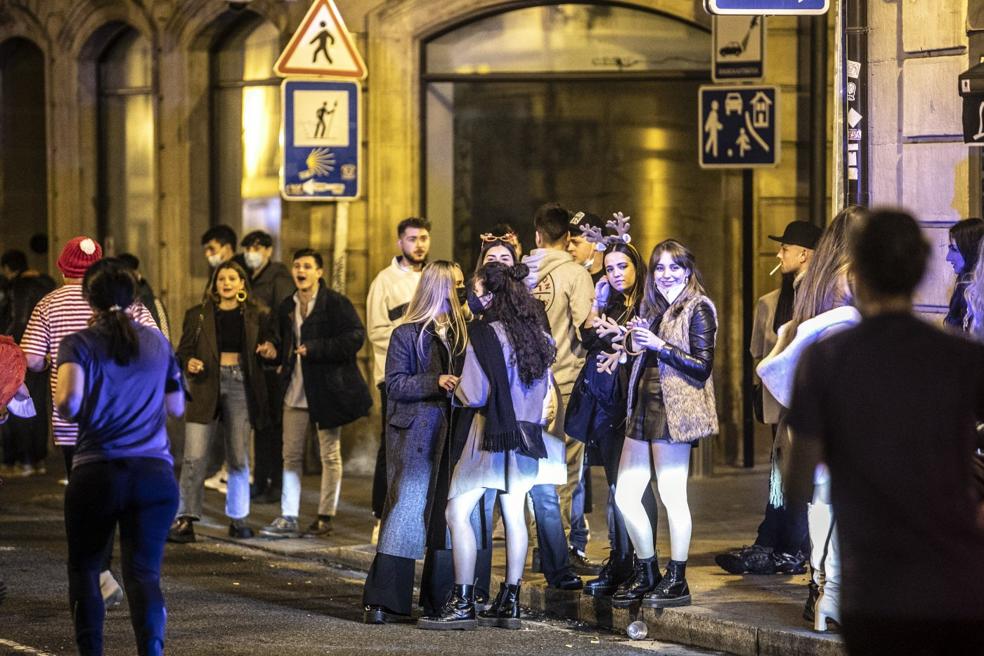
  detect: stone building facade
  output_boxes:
[0,0,970,468]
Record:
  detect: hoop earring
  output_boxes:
[236,289,248,303]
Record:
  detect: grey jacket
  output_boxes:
[376,322,462,560]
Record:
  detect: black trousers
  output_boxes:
[65,458,179,656]
[64,446,116,574]
[842,615,984,656]
[0,370,48,466]
[362,552,415,616]
[371,383,387,518]
[252,368,284,493]
[754,499,809,554]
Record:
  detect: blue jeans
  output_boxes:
[528,483,574,584]
[568,455,590,552]
[65,458,179,656]
[177,365,252,521]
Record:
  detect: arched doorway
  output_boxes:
[422,3,720,268]
[91,25,158,284]
[210,15,283,256]
[0,38,48,272]
[421,3,734,469]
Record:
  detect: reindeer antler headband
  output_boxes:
[581,211,632,252]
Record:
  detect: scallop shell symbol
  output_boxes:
[304,148,336,177]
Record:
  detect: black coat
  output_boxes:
[277,281,372,429]
[176,299,274,430]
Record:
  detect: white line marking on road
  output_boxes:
[0,638,58,655]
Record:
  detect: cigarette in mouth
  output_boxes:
[769,262,782,276]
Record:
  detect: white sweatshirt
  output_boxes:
[366,257,422,386]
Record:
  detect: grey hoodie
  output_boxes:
[522,248,595,394]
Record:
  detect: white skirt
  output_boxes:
[448,413,566,499]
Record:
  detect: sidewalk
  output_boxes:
[193,467,845,656]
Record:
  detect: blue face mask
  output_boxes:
[466,289,486,316]
[456,287,469,306]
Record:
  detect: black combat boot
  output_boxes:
[417,584,477,630]
[477,581,522,629]
[610,556,660,608]
[642,560,691,608]
[583,552,633,598]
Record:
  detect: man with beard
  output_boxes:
[366,217,430,535]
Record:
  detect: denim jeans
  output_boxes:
[568,455,590,552]
[555,390,587,550]
[281,406,342,518]
[177,365,252,521]
[65,458,179,656]
[528,483,574,584]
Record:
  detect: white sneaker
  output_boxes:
[204,470,228,494]
[100,570,124,609]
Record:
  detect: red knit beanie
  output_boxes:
[57,236,103,278]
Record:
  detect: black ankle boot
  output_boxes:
[478,581,522,629]
[642,560,691,608]
[417,584,477,630]
[611,556,660,608]
[803,581,819,622]
[584,552,633,598]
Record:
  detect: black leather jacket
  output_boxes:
[655,301,716,382]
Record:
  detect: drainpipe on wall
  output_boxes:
[844,0,869,207]
[810,12,829,226]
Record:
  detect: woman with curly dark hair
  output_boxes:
[419,261,559,631]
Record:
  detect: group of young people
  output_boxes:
[360,204,720,629]
[2,199,982,654]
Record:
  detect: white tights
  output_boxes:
[614,438,692,562]
[446,485,531,586]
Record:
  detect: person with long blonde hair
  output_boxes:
[963,239,984,340]
[419,261,559,631]
[758,205,868,632]
[363,261,467,624]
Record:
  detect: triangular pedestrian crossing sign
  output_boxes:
[274,0,366,79]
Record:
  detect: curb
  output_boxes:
[198,528,845,656]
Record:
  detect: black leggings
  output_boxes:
[65,458,179,656]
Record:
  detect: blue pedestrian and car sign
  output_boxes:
[705,0,829,15]
[281,78,361,201]
[699,85,779,169]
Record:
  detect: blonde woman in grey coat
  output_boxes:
[419,261,559,631]
[611,240,718,610]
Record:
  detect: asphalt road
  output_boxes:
[0,476,721,656]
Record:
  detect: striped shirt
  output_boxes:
[20,284,159,446]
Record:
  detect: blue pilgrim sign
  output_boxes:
[699,85,779,169]
[281,78,361,201]
[705,0,829,15]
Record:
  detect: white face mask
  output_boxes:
[206,253,224,268]
[582,255,595,271]
[244,251,265,270]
